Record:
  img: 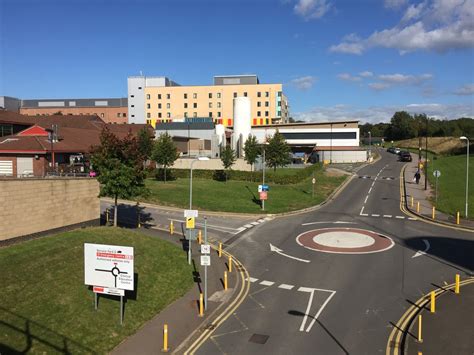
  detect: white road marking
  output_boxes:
[257,219,265,223]
[278,284,295,290]
[299,288,315,331]
[371,214,380,217]
[305,291,337,332]
[244,224,253,228]
[360,206,369,216]
[408,217,417,220]
[251,222,260,226]
[412,239,430,258]
[249,277,258,283]
[368,187,373,194]
[364,196,369,204]
[395,216,405,219]
[301,221,354,226]
[298,287,314,292]
[260,280,274,286]
[383,215,392,218]
[269,243,310,263]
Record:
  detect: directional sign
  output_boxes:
[258,184,269,192]
[186,217,195,229]
[260,191,268,200]
[200,255,211,266]
[201,244,210,254]
[93,286,125,296]
[184,209,198,218]
[433,170,441,178]
[84,244,134,291]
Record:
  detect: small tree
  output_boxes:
[266,130,291,171]
[151,132,179,183]
[91,128,148,226]
[220,145,236,182]
[137,127,154,163]
[243,134,260,171]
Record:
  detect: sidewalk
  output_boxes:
[403,161,474,229]
[112,228,240,355]
[406,279,474,354]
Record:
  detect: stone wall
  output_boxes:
[0,178,100,241]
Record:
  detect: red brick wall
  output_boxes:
[20,107,128,124]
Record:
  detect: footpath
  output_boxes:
[403,160,474,230]
[112,227,243,354]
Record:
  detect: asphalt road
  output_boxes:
[196,150,474,354]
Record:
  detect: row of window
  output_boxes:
[144,101,276,110]
[145,91,282,100]
[146,118,272,126]
[146,111,275,119]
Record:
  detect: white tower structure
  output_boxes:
[233,97,252,157]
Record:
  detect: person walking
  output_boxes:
[414,169,421,184]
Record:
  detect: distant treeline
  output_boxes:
[360,112,474,141]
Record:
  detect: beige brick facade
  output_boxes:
[0,178,100,241]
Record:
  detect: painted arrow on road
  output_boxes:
[269,243,310,263]
[412,239,430,258]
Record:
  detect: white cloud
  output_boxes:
[359,71,374,77]
[368,82,391,91]
[293,102,474,123]
[337,73,362,82]
[453,83,474,95]
[294,0,332,20]
[378,73,433,84]
[385,0,408,9]
[330,0,474,54]
[290,75,317,90]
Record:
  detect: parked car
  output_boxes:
[393,147,401,154]
[387,147,395,153]
[399,151,412,162]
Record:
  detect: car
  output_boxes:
[393,147,401,154]
[399,151,412,162]
[387,147,395,153]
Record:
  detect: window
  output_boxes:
[123,113,126,117]
[193,93,197,99]
[147,113,151,118]
[217,93,221,98]
[193,112,197,117]
[265,101,269,107]
[257,111,261,117]
[131,95,135,98]
[184,112,188,118]
[193,103,197,108]
[244,92,247,97]
[158,113,162,118]
[167,112,171,118]
[277,110,281,116]
[184,103,188,108]
[209,102,212,108]
[217,102,221,108]
[166,103,170,109]
[158,94,161,99]
[166,94,170,99]
[257,102,261,107]
[117,113,121,117]
[265,111,269,116]
[147,104,150,109]
[138,87,142,90]
[233,92,237,98]
[131,105,135,107]
[158,103,162,109]
[146,94,150,99]
[278,101,281,107]
[209,112,213,117]
[218,112,221,117]
[147,119,151,125]
[208,93,212,99]
[278,91,282,97]
[100,113,104,118]
[257,92,261,97]
[132,114,135,117]
[265,91,269,97]
[184,93,188,99]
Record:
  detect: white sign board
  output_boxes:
[200,255,211,266]
[84,243,134,291]
[201,244,210,254]
[433,170,441,178]
[184,209,199,218]
[258,185,263,192]
[93,286,125,296]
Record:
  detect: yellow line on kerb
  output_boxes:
[184,246,250,355]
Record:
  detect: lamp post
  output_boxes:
[460,136,470,218]
[368,131,372,158]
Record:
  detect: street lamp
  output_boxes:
[368,131,372,158]
[460,136,470,218]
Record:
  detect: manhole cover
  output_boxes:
[358,175,371,179]
[382,177,395,180]
[249,334,269,344]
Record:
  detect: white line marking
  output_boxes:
[249,277,258,283]
[364,196,369,204]
[298,287,314,292]
[278,284,294,290]
[301,221,354,226]
[251,222,260,226]
[383,215,392,218]
[360,206,365,215]
[269,243,310,263]
[257,219,265,223]
[299,288,315,331]
[368,187,373,194]
[371,214,380,217]
[412,239,430,258]
[395,216,405,219]
[244,224,253,228]
[305,291,337,332]
[408,217,417,220]
[259,280,274,286]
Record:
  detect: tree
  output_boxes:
[220,145,236,182]
[91,128,148,226]
[137,127,154,163]
[386,111,417,140]
[151,132,179,183]
[266,130,291,171]
[243,134,260,171]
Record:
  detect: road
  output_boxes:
[195,150,474,354]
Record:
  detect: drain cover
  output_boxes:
[358,175,371,179]
[249,334,269,344]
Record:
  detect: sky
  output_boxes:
[1,0,473,123]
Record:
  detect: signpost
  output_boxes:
[433,170,441,203]
[203,218,209,309]
[84,243,134,325]
[184,210,198,265]
[259,191,268,200]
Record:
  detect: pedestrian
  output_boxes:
[414,170,421,184]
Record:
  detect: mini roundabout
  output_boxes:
[296,228,394,255]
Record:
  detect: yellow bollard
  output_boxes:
[456,211,460,225]
[224,271,228,290]
[163,324,169,352]
[411,196,414,207]
[199,293,204,317]
[417,201,420,213]
[455,274,460,294]
[430,291,436,313]
[170,221,174,235]
[198,230,202,244]
[228,255,232,272]
[218,242,222,257]
[417,315,423,343]
[432,206,436,219]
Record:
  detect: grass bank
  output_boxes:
[427,154,473,218]
[0,227,193,354]
[140,168,347,214]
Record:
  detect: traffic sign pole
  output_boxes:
[204,218,208,310]
[188,230,192,265]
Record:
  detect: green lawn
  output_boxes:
[427,154,473,218]
[0,227,194,354]
[139,170,347,214]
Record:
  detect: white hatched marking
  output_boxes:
[383,215,392,218]
[249,277,258,283]
[278,284,294,290]
[260,280,274,286]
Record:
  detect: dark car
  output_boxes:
[399,151,412,162]
[387,147,395,153]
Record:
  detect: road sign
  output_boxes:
[201,244,210,254]
[184,209,198,218]
[433,170,441,178]
[260,191,268,200]
[93,286,125,296]
[258,184,269,192]
[312,178,316,184]
[84,243,134,291]
[200,255,211,266]
[186,217,195,229]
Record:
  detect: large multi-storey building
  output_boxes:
[128,75,289,128]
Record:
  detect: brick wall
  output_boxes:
[0,178,100,241]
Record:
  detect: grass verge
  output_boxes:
[0,227,194,354]
[140,169,347,214]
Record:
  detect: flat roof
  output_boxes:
[253,120,359,128]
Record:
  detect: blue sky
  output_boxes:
[1,0,473,123]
